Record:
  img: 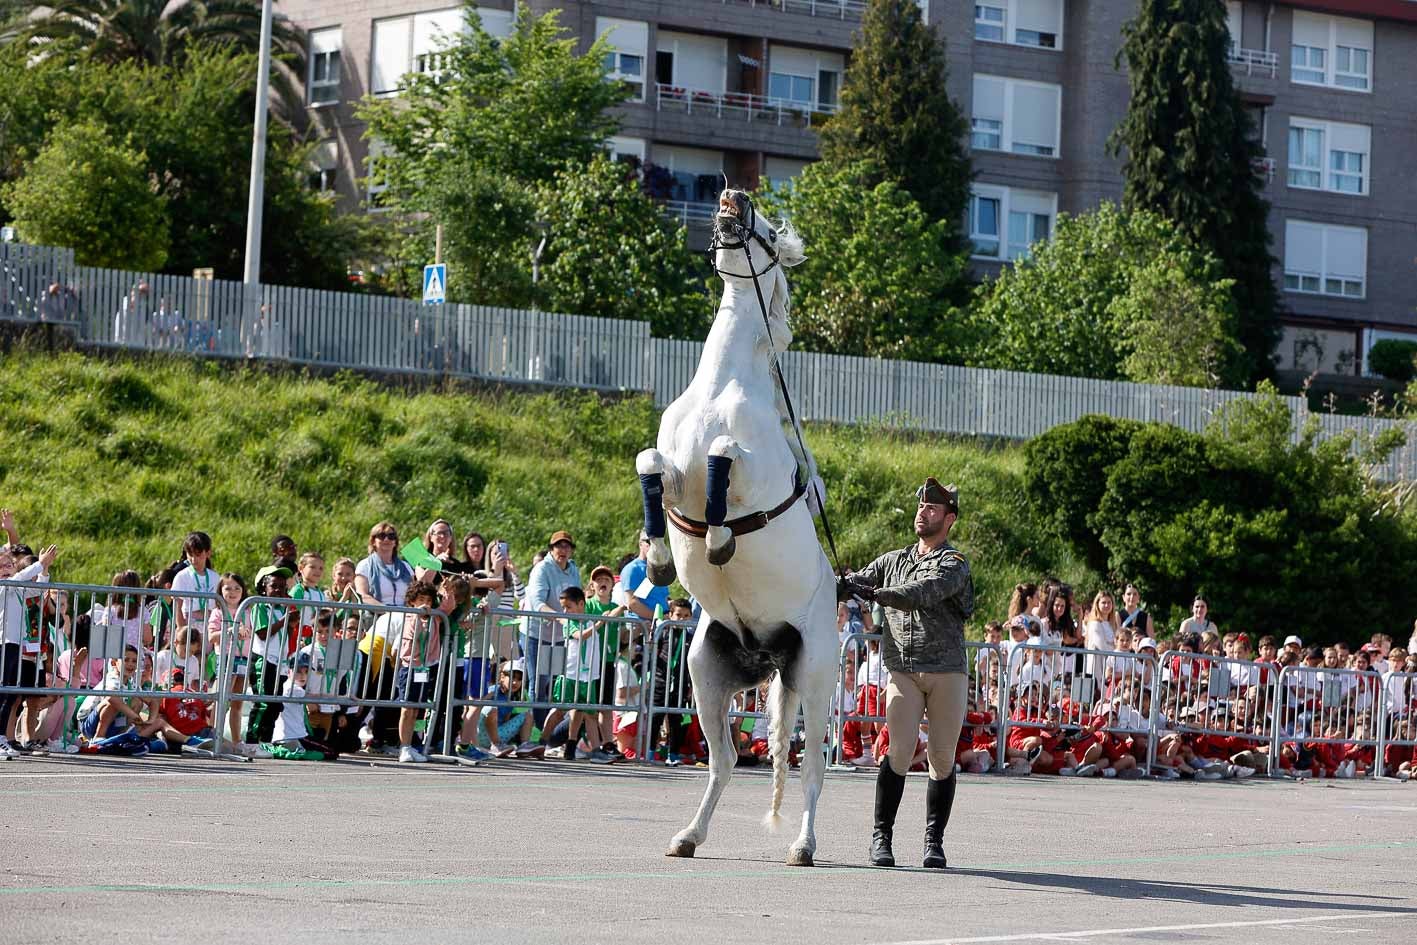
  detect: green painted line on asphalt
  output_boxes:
[0,777,573,798]
[2,839,1412,897]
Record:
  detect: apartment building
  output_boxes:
[283,0,1417,376]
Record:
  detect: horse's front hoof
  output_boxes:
[705,532,736,567]
[666,839,697,858]
[648,559,677,587]
[786,847,814,867]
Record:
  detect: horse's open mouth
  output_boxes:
[715,191,750,241]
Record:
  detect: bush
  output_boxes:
[1088,387,1417,640]
[1367,340,1417,382]
[1023,415,1142,573]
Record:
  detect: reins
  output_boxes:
[713,213,845,580]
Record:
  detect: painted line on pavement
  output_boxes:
[875,910,1413,944]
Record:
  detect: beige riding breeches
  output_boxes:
[884,670,968,780]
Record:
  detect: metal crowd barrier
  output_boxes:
[998,643,1161,775]
[212,595,451,759]
[441,606,651,756]
[1376,670,1416,778]
[0,578,228,755]
[1158,650,1280,765]
[831,632,1001,768]
[1269,664,1383,778]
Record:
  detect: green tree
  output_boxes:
[756,162,969,360]
[817,0,971,246]
[2,0,307,116]
[533,157,710,337]
[2,120,168,269]
[357,5,628,306]
[1089,386,1417,638]
[968,202,1244,386]
[0,43,358,288]
[1110,257,1239,387]
[1110,0,1279,383]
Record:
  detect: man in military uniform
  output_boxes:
[842,477,973,869]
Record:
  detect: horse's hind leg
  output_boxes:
[636,448,681,586]
[705,436,742,566]
[788,585,840,866]
[667,621,738,857]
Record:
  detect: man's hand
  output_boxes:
[838,574,876,603]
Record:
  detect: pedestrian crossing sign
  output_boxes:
[422,264,446,305]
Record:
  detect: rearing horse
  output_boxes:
[636,190,837,867]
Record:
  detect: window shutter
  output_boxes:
[1010,83,1060,153]
[1291,11,1329,49]
[371,18,411,93]
[972,75,1006,123]
[1325,226,1367,281]
[1284,220,1323,272]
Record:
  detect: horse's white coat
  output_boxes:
[637,194,837,866]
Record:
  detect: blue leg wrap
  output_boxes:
[639,473,666,539]
[705,455,732,527]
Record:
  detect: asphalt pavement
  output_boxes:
[2,755,1415,944]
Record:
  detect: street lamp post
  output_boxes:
[242,0,275,286]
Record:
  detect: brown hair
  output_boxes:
[367,521,398,553]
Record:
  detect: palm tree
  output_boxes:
[2,0,307,115]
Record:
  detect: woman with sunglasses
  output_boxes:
[354,522,413,608]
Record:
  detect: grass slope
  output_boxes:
[0,349,1096,630]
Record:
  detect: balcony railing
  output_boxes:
[654,83,839,127]
[1251,156,1276,183]
[661,201,718,226]
[1228,47,1279,78]
[719,0,866,21]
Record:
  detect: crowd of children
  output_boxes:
[2,521,1415,782]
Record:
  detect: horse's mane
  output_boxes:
[774,219,806,268]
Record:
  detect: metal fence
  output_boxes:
[3,240,1414,479]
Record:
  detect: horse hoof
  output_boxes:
[706,534,736,567]
[786,848,814,867]
[648,560,677,587]
[666,839,697,858]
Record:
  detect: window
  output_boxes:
[597,17,648,101]
[371,8,511,94]
[1283,220,1366,298]
[308,140,338,192]
[656,50,674,85]
[1290,12,1372,92]
[1225,1,1242,55]
[1287,118,1369,196]
[654,146,723,205]
[974,0,1063,49]
[607,136,646,166]
[366,139,390,203]
[971,75,1061,158]
[308,28,341,105]
[768,45,845,111]
[763,156,810,189]
[656,31,726,93]
[975,3,1005,41]
[970,185,1056,261]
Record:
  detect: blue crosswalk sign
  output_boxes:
[422,264,446,305]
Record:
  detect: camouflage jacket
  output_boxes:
[855,541,973,675]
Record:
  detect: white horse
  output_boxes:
[635,190,837,867]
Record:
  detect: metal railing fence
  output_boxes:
[1375,671,1417,778]
[1268,664,1383,777]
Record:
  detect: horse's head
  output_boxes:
[712,189,805,352]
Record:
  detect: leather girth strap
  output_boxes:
[667,478,808,540]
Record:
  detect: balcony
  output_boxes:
[718,0,866,21]
[1228,47,1278,78]
[1252,156,1276,183]
[655,83,838,127]
[661,200,718,226]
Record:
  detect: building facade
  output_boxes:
[282,0,1417,376]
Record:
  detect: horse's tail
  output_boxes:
[762,672,796,833]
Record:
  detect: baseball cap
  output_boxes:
[254,564,293,585]
[589,565,614,582]
[1137,637,1158,650]
[508,658,526,675]
[549,530,575,548]
[294,653,312,671]
[1283,635,1303,647]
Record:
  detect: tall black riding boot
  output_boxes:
[871,759,907,867]
[923,773,956,869]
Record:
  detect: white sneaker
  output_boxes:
[1101,767,1117,778]
[1195,768,1224,781]
[1232,765,1256,779]
[46,739,80,755]
[1075,763,1100,777]
[1336,761,1354,779]
[1398,770,1412,782]
[398,746,427,764]
[249,744,273,759]
[1058,767,1076,777]
[0,739,19,759]
[358,725,375,748]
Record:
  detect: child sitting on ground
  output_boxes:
[271,654,338,760]
[486,659,535,755]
